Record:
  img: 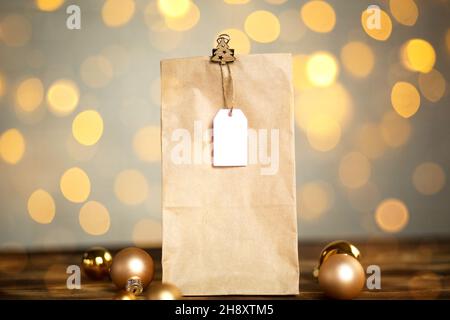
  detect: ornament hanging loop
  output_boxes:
[216,33,230,45]
[211,34,236,115]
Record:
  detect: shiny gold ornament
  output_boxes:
[113,290,136,300]
[81,247,113,280]
[313,240,361,278]
[313,240,365,300]
[146,282,182,300]
[110,247,154,295]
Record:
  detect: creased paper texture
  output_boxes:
[161,54,299,295]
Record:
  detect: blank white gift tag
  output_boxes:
[213,109,248,166]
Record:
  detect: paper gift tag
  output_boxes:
[213,109,248,166]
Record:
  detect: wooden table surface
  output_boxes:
[0,239,449,299]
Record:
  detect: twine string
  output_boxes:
[219,62,235,116]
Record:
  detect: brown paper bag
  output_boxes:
[161,53,299,295]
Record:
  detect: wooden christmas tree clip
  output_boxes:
[211,34,235,64]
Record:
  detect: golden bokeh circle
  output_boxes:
[0,128,25,165]
[16,77,44,112]
[301,1,336,33]
[391,81,420,118]
[79,201,111,236]
[306,52,338,87]
[158,0,191,18]
[72,110,104,146]
[244,10,280,43]
[375,198,409,233]
[60,167,91,203]
[412,162,446,195]
[165,1,200,32]
[35,0,65,12]
[389,0,418,26]
[27,189,56,224]
[295,83,352,132]
[418,69,446,103]
[102,0,135,28]
[47,79,80,116]
[114,169,149,206]
[361,7,392,41]
[340,42,375,78]
[306,116,341,152]
[402,39,436,73]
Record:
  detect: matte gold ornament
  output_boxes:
[146,282,182,300]
[110,247,154,295]
[81,247,113,280]
[313,240,365,300]
[113,290,136,300]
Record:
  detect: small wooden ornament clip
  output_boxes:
[211,34,235,64]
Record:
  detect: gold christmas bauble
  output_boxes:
[318,253,365,300]
[81,247,113,280]
[146,282,182,300]
[313,240,361,278]
[314,240,365,300]
[110,247,154,295]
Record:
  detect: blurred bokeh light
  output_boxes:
[361,7,392,41]
[46,79,80,116]
[244,10,280,43]
[375,198,409,233]
[301,1,335,33]
[389,0,418,26]
[0,128,25,164]
[15,77,44,112]
[102,0,136,28]
[27,189,56,224]
[35,0,65,12]
[79,201,111,236]
[72,110,104,146]
[391,81,421,118]
[60,167,91,203]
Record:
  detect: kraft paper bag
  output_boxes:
[161,53,299,295]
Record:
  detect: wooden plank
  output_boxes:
[0,240,449,299]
